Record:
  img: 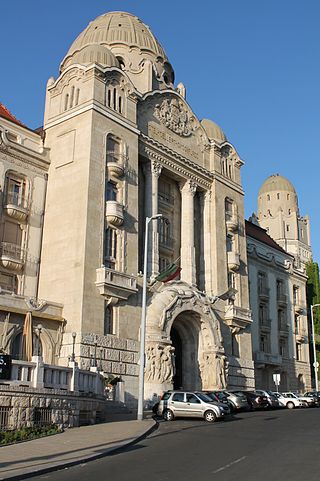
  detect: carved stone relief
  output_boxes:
[154,98,197,137]
[145,343,175,383]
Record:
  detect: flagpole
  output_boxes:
[137,214,162,421]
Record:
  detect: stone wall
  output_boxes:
[0,385,107,431]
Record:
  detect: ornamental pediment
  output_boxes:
[154,98,197,137]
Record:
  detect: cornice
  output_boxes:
[0,143,49,176]
[139,134,212,189]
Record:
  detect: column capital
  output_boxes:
[180,179,197,196]
[151,160,162,178]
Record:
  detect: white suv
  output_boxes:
[273,392,306,409]
[157,391,230,422]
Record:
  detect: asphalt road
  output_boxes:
[31,408,320,481]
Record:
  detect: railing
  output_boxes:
[3,359,105,395]
[158,191,175,206]
[258,286,270,298]
[0,407,11,430]
[103,268,137,290]
[277,292,287,304]
[0,242,25,262]
[254,351,282,365]
[106,151,127,164]
[5,191,29,210]
[34,408,52,426]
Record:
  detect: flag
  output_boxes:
[155,263,181,283]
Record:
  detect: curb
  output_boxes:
[0,420,159,481]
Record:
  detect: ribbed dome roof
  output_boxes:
[259,174,296,195]
[65,44,120,69]
[61,11,168,72]
[201,118,227,143]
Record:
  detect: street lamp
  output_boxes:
[36,324,42,357]
[71,332,76,363]
[310,304,320,391]
[137,214,162,421]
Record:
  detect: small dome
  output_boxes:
[63,44,120,70]
[61,11,168,72]
[201,118,227,143]
[259,174,296,196]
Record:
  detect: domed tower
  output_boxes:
[39,11,175,346]
[257,174,311,268]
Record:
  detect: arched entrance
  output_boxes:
[171,311,202,390]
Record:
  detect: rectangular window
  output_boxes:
[106,181,118,201]
[6,175,27,208]
[104,228,117,269]
[226,234,233,252]
[104,304,114,335]
[0,271,17,293]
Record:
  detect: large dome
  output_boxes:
[61,11,168,72]
[259,174,296,196]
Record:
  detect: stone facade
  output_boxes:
[0,12,313,408]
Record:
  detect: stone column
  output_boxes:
[143,160,162,278]
[151,160,162,278]
[203,190,213,295]
[180,180,197,285]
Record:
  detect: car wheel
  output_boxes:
[163,409,174,421]
[204,410,217,423]
[287,401,295,409]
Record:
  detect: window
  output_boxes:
[279,338,287,358]
[5,173,27,208]
[226,234,233,252]
[259,304,268,325]
[286,225,290,232]
[228,271,235,290]
[293,286,299,305]
[159,218,172,248]
[225,198,233,221]
[159,257,170,273]
[186,393,200,404]
[0,272,17,293]
[104,228,117,268]
[106,181,118,201]
[258,272,267,293]
[277,193,280,200]
[172,393,185,402]
[267,194,270,201]
[260,333,270,352]
[278,309,286,330]
[106,85,124,115]
[296,343,302,361]
[231,333,239,357]
[104,304,114,335]
[276,279,284,299]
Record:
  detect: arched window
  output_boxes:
[104,304,114,335]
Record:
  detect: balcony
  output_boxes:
[106,201,124,227]
[106,151,126,178]
[278,322,289,334]
[225,212,238,232]
[95,267,137,303]
[0,242,25,272]
[224,304,252,330]
[227,251,240,271]
[277,292,287,305]
[254,351,282,366]
[3,191,29,223]
[295,327,308,343]
[294,302,305,315]
[260,318,272,331]
[158,191,174,207]
[258,286,270,300]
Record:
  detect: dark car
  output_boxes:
[201,391,234,412]
[242,391,270,410]
[304,391,320,407]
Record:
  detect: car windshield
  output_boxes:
[215,392,227,400]
[196,393,213,403]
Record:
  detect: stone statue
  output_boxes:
[215,354,228,389]
[145,344,175,383]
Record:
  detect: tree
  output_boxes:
[306,260,320,334]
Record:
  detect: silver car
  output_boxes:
[157,391,230,422]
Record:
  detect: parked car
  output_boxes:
[255,389,280,408]
[157,391,230,422]
[241,391,270,410]
[304,391,320,407]
[201,391,234,412]
[223,391,251,411]
[273,392,306,409]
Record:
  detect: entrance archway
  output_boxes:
[170,310,202,390]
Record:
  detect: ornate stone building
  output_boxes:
[0,12,312,405]
[247,174,312,391]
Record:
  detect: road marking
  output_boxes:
[212,456,247,474]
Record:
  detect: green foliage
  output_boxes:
[0,424,61,445]
[306,260,320,334]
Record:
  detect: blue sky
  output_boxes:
[1,0,319,263]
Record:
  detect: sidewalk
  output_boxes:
[0,416,157,481]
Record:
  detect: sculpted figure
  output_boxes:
[200,352,216,389]
[215,354,228,389]
[161,345,175,382]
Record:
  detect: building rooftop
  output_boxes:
[0,102,25,127]
[245,219,290,255]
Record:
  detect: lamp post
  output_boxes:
[71,332,76,363]
[36,324,42,357]
[310,304,320,391]
[137,214,162,421]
